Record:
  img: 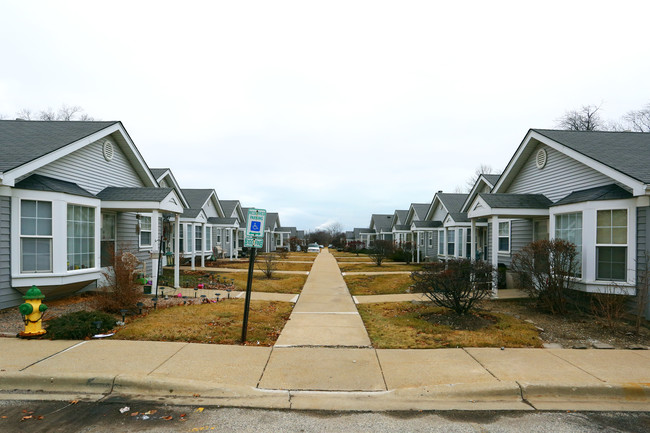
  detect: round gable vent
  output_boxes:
[535,148,547,169]
[102,140,114,162]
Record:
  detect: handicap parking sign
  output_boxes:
[250,221,261,232]
[246,208,266,238]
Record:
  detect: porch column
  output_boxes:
[491,216,499,297]
[229,228,234,260]
[201,223,206,268]
[174,214,180,288]
[470,219,476,262]
[235,229,239,258]
[190,223,195,271]
[151,210,160,296]
[416,231,421,263]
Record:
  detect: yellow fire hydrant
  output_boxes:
[18,285,48,338]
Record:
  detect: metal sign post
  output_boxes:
[241,208,266,344]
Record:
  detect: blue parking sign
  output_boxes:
[250,221,261,232]
[246,208,266,239]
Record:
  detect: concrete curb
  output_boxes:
[519,381,650,410]
[0,372,115,394]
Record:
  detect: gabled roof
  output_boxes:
[495,129,650,197]
[15,174,95,198]
[461,173,501,213]
[393,224,411,231]
[370,214,393,232]
[436,193,468,213]
[208,217,238,226]
[182,208,203,219]
[0,120,118,173]
[266,212,280,230]
[150,168,169,179]
[150,167,189,208]
[478,193,552,209]
[0,120,157,189]
[394,210,408,224]
[346,230,355,238]
[411,204,429,219]
[554,184,633,206]
[533,129,650,184]
[240,207,251,227]
[483,174,501,185]
[277,226,297,236]
[97,187,174,201]
[412,220,442,229]
[182,188,224,217]
[353,227,375,238]
[220,200,239,218]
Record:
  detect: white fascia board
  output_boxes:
[467,196,491,218]
[2,123,121,186]
[101,191,184,214]
[494,130,646,195]
[461,176,494,213]
[158,170,190,208]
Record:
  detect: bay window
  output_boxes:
[596,209,627,281]
[67,205,95,270]
[447,229,455,256]
[438,229,444,255]
[555,212,582,277]
[206,226,212,251]
[195,225,203,251]
[20,200,52,273]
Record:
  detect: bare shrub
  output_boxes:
[411,258,494,315]
[94,250,144,313]
[257,253,278,279]
[511,239,578,315]
[590,287,628,329]
[369,240,395,266]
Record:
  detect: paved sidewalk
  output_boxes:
[273,250,371,347]
[1,338,648,411]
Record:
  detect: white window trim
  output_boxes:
[206,226,212,251]
[20,199,53,273]
[138,214,152,249]
[595,208,629,282]
[498,220,511,254]
[438,229,445,256]
[10,189,101,287]
[549,198,637,288]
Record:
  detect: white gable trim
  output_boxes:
[101,190,185,214]
[2,123,157,188]
[154,169,189,208]
[495,130,647,196]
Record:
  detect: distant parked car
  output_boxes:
[319,244,324,248]
[307,243,320,253]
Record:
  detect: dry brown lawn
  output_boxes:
[339,262,423,272]
[206,260,313,272]
[344,274,414,295]
[224,272,307,294]
[357,302,542,349]
[115,299,292,345]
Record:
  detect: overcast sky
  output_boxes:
[1,1,649,231]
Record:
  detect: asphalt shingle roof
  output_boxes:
[181,208,203,219]
[554,184,633,206]
[181,189,214,209]
[412,220,442,229]
[533,129,650,184]
[150,168,169,179]
[208,217,237,225]
[97,187,174,201]
[0,120,119,173]
[411,203,430,219]
[15,174,95,198]
[479,193,552,209]
[394,210,408,224]
[393,224,411,231]
[266,212,279,230]
[220,200,239,218]
[371,214,394,232]
[437,193,469,213]
[483,174,501,186]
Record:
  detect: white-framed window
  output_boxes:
[178,224,184,253]
[206,226,212,251]
[139,215,152,248]
[555,212,582,277]
[447,229,455,256]
[419,232,424,246]
[67,205,95,270]
[20,200,52,273]
[438,229,445,255]
[186,224,193,252]
[195,225,203,251]
[226,230,231,243]
[466,228,472,258]
[596,209,627,281]
[101,213,116,267]
[498,221,510,253]
[216,229,222,243]
[428,233,433,248]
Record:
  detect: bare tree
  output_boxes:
[257,253,278,279]
[622,102,650,132]
[556,104,605,131]
[465,164,499,192]
[368,240,394,266]
[13,104,94,121]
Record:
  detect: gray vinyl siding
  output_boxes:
[0,196,22,309]
[31,135,145,195]
[431,205,446,222]
[506,144,623,202]
[426,231,438,259]
[636,207,650,319]
[116,212,151,272]
[504,219,533,267]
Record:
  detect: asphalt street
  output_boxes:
[0,399,648,433]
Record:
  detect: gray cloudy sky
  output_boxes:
[1,1,649,231]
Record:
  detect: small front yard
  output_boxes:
[344,274,413,295]
[162,269,307,294]
[358,302,542,349]
[204,260,313,272]
[115,299,292,345]
[338,262,424,273]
